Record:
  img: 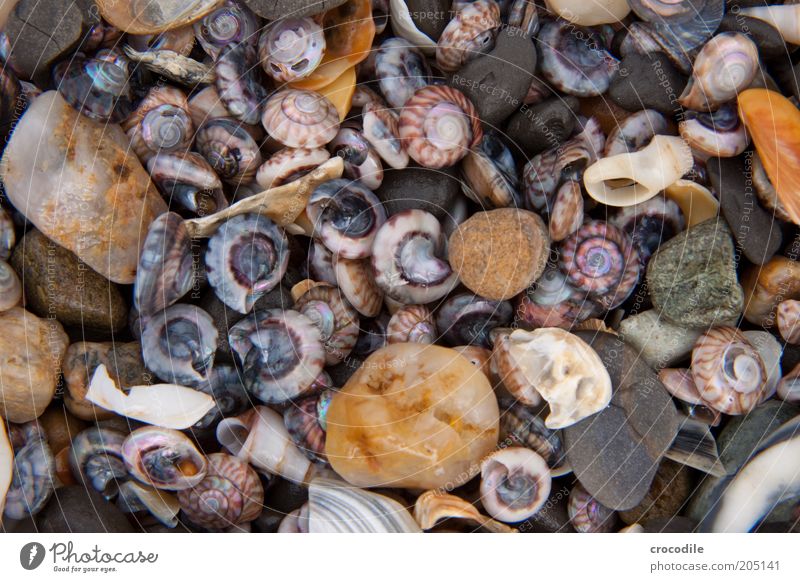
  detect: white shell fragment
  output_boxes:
[118,480,181,529]
[0,418,11,523]
[307,477,421,533]
[505,328,612,428]
[743,330,783,402]
[86,364,215,430]
[413,490,516,533]
[389,0,437,55]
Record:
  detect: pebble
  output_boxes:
[61,341,152,421]
[448,208,549,301]
[242,0,347,19]
[0,306,68,422]
[504,96,579,157]
[375,165,461,222]
[619,460,693,525]
[564,331,679,511]
[707,155,782,265]
[608,52,688,116]
[0,91,167,284]
[618,309,702,369]
[37,486,134,533]
[407,0,452,41]
[646,218,744,329]
[717,13,784,60]
[37,405,87,455]
[454,26,537,128]
[10,228,128,333]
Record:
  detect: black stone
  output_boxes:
[504,96,579,158]
[38,486,135,533]
[564,332,680,511]
[707,155,782,266]
[264,476,309,514]
[407,0,452,41]
[642,516,699,533]
[608,52,688,116]
[453,26,537,128]
[376,165,462,221]
[242,0,348,19]
[718,14,785,61]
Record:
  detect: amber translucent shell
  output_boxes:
[738,88,800,225]
[315,66,356,121]
[95,0,226,35]
[290,0,375,92]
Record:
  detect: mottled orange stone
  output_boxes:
[326,343,499,490]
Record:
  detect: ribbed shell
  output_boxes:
[261,89,340,148]
[334,257,384,317]
[491,329,542,406]
[294,284,360,365]
[387,304,436,344]
[549,180,583,242]
[256,147,331,189]
[436,0,501,72]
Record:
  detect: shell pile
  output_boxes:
[0,0,798,536]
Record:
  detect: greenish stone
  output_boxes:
[646,218,743,328]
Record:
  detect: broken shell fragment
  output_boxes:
[480,447,551,523]
[414,490,515,533]
[663,179,720,227]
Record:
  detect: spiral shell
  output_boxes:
[609,195,685,265]
[192,364,250,430]
[215,41,266,125]
[399,85,483,169]
[294,283,360,365]
[122,86,193,162]
[514,266,601,330]
[195,118,263,184]
[259,17,326,83]
[262,89,340,148]
[0,260,22,312]
[490,328,542,407]
[194,0,260,59]
[461,130,520,209]
[284,392,329,464]
[3,422,55,520]
[568,483,616,533]
[436,293,513,348]
[548,180,584,243]
[256,147,331,189]
[375,37,431,109]
[328,126,385,189]
[499,399,566,472]
[148,152,228,215]
[69,427,128,500]
[387,304,437,344]
[177,453,263,529]
[604,110,669,157]
[53,54,133,123]
[334,257,385,317]
[479,447,551,523]
[436,0,501,72]
[362,102,409,169]
[122,427,207,491]
[691,326,767,415]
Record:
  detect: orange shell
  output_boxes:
[313,66,356,121]
[738,88,800,225]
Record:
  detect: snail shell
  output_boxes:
[436,292,513,348]
[262,89,341,149]
[548,180,584,243]
[604,109,670,157]
[777,300,800,344]
[53,54,133,123]
[3,422,55,520]
[514,265,602,330]
[215,41,266,125]
[568,483,617,532]
[609,195,685,265]
[259,17,326,83]
[678,103,749,159]
[436,0,501,72]
[334,257,385,317]
[691,326,767,415]
[375,37,431,109]
[148,152,228,215]
[122,85,193,163]
[362,102,409,169]
[387,304,437,344]
[69,427,128,500]
[491,328,542,407]
[480,447,551,523]
[398,85,483,169]
[499,399,567,473]
[195,118,263,184]
[461,130,520,210]
[284,392,330,465]
[294,283,360,366]
[328,126,385,189]
[194,0,260,59]
[121,427,207,491]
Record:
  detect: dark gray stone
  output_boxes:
[608,52,687,116]
[453,26,537,128]
[707,155,782,266]
[264,476,309,514]
[407,0,452,41]
[564,332,680,511]
[518,483,574,533]
[646,218,744,328]
[38,486,135,533]
[376,165,462,221]
[642,516,698,533]
[504,96,579,157]
[243,0,348,19]
[718,14,784,61]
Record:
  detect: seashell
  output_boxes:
[738,88,800,225]
[501,328,612,428]
[362,103,409,169]
[461,130,520,209]
[679,33,759,112]
[741,330,782,403]
[371,209,458,304]
[3,422,55,520]
[334,256,384,317]
[141,304,219,387]
[538,19,619,98]
[436,293,513,348]
[679,103,748,159]
[740,5,800,45]
[508,0,540,36]
[284,392,330,464]
[259,17,325,83]
[215,41,266,125]
[742,257,800,327]
[278,505,310,533]
[294,283,359,365]
[691,326,767,415]
[548,180,584,243]
[122,427,207,491]
[0,207,15,261]
[188,85,231,127]
[603,110,669,157]
[328,126,385,189]
[558,220,640,311]
[0,260,22,312]
[609,195,685,265]
[192,364,250,430]
[128,26,197,57]
[194,0,260,59]
[568,483,617,532]
[148,152,228,216]
[52,54,133,123]
[312,65,357,122]
[308,240,338,286]
[777,300,800,345]
[257,148,331,189]
[389,0,437,55]
[514,265,602,330]
[658,368,707,405]
[663,179,719,227]
[777,363,800,404]
[387,304,436,344]
[177,452,263,529]
[306,179,387,259]
[228,309,325,404]
[437,0,501,72]
[262,89,340,149]
[96,0,227,35]
[545,0,630,26]
[69,427,128,500]
[375,37,431,109]
[491,328,542,406]
[584,135,694,207]
[0,420,9,522]
[499,400,567,474]
[307,477,421,532]
[86,364,215,430]
[414,490,516,533]
[195,118,263,184]
[705,415,800,532]
[635,0,724,54]
[665,414,725,476]
[122,85,194,163]
[123,46,216,86]
[398,85,483,169]
[480,447,551,523]
[751,152,792,223]
[117,480,181,528]
[217,406,325,484]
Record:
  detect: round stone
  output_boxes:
[325,343,499,490]
[448,208,550,301]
